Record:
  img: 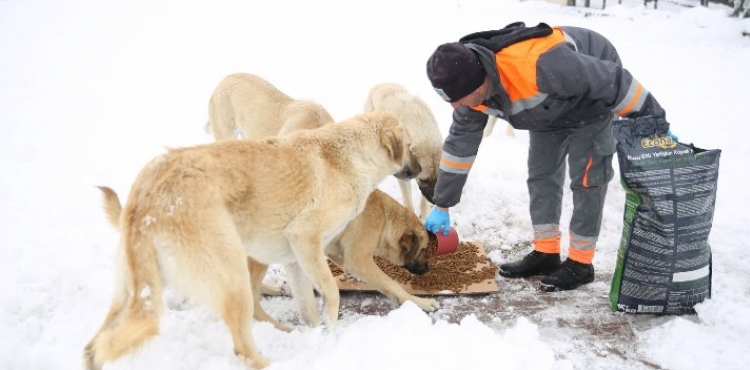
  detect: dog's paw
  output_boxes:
[260,282,284,296]
[414,297,440,312]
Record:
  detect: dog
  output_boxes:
[363,83,442,220]
[97,187,440,333]
[207,72,336,297]
[83,112,420,370]
[207,72,334,141]
[321,190,439,311]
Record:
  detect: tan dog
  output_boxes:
[364,83,442,220]
[83,112,420,370]
[207,72,334,141]
[97,187,440,333]
[207,72,336,296]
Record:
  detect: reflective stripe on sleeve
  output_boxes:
[439,151,475,175]
[471,104,504,118]
[613,81,649,116]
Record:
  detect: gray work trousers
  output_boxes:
[527,114,616,243]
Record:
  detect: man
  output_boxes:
[423,22,669,291]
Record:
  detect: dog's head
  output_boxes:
[375,113,421,180]
[376,213,431,276]
[397,226,431,275]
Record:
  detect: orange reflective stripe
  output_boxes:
[617,83,643,116]
[440,157,473,169]
[533,236,561,254]
[582,156,593,188]
[568,247,595,264]
[471,104,488,112]
[495,28,566,103]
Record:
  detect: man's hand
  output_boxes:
[424,207,451,235]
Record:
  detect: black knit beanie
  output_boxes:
[426,42,485,102]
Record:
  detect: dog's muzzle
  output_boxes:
[405,261,429,275]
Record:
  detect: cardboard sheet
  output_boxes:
[332,241,498,295]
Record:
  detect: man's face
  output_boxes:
[450,76,488,109]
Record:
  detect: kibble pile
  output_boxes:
[328,240,497,293]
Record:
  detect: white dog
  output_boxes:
[364,83,443,220]
[207,72,334,141]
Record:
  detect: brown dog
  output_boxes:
[248,189,440,331]
[83,112,420,370]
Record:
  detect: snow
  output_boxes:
[1,0,749,369]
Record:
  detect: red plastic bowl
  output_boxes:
[435,227,459,255]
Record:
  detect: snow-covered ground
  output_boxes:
[2,1,749,369]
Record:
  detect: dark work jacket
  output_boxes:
[433,22,666,208]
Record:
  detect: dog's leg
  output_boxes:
[505,122,515,137]
[288,236,340,327]
[83,245,133,370]
[175,220,268,369]
[418,195,432,222]
[247,258,292,332]
[200,237,268,369]
[483,116,497,138]
[260,282,284,296]
[398,178,416,213]
[83,236,163,370]
[218,278,268,369]
[283,262,321,326]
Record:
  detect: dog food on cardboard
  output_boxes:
[330,240,497,293]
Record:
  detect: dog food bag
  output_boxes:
[609,116,721,315]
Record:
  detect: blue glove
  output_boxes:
[666,129,679,142]
[424,208,451,235]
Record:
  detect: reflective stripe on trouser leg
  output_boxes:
[569,233,597,264]
[533,224,561,254]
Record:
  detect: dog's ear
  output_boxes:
[380,128,404,164]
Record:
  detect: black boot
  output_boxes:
[539,259,594,292]
[498,251,561,278]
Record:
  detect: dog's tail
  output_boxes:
[84,188,164,370]
[97,186,122,228]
